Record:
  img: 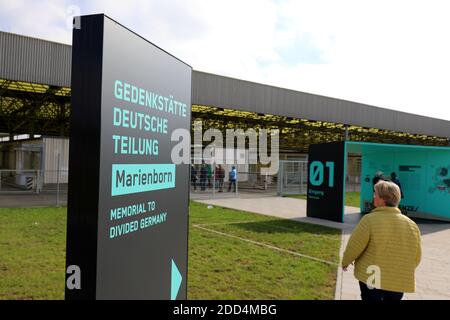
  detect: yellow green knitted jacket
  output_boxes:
[342,206,422,293]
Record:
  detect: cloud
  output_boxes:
[0,0,449,121]
[0,0,73,43]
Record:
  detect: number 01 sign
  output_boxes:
[306,142,345,223]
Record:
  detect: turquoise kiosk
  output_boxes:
[307,141,450,223]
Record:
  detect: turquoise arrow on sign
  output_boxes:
[171,259,182,300]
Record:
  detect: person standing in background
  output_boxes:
[207,164,212,189]
[228,166,237,192]
[200,163,208,191]
[191,165,197,191]
[390,172,404,199]
[217,164,225,192]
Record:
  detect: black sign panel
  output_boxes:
[65,14,191,299]
[306,142,345,223]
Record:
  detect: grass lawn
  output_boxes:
[287,192,361,208]
[0,202,341,300]
[0,207,66,299]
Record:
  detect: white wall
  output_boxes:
[43,137,69,183]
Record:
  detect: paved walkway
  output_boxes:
[0,193,67,207]
[196,195,450,300]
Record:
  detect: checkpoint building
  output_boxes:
[1,30,450,192]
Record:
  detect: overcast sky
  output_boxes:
[1,0,449,121]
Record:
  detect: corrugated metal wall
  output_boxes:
[1,31,449,138]
[0,31,71,87]
[43,137,69,183]
[192,71,450,138]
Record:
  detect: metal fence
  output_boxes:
[277,160,308,196]
[190,166,278,199]
[346,175,361,192]
[0,169,68,206]
[0,166,361,207]
[0,169,69,193]
[237,172,277,191]
[0,170,39,193]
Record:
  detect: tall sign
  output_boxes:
[65,14,191,299]
[307,142,345,223]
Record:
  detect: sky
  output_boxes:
[1,0,449,121]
